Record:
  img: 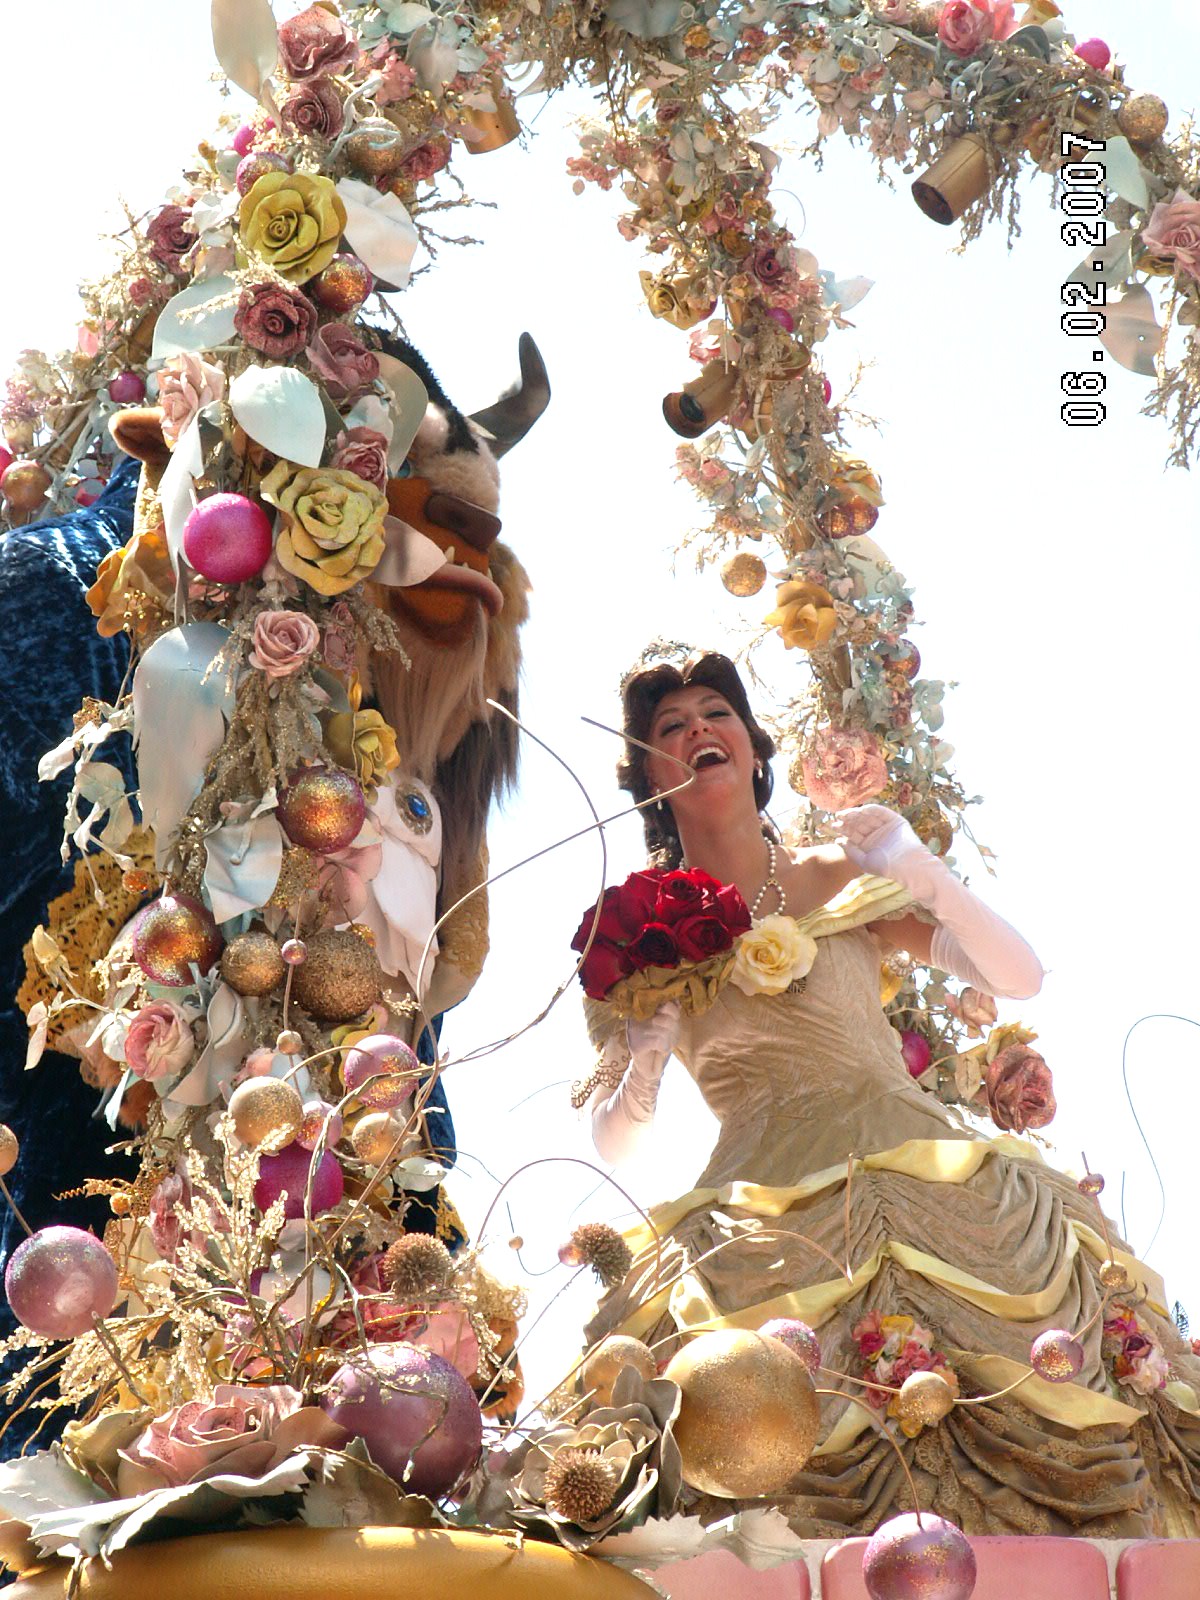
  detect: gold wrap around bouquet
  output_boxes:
[605,950,736,1022]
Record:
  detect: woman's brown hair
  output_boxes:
[617,651,776,867]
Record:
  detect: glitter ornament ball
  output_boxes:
[721,552,768,597]
[0,1123,18,1177]
[1099,1258,1131,1291]
[1030,1329,1085,1384]
[253,1141,344,1220]
[132,893,223,985]
[236,149,292,196]
[299,1097,343,1150]
[323,1342,483,1495]
[4,1226,119,1340]
[912,802,954,857]
[290,928,384,1022]
[182,493,273,585]
[1077,1171,1105,1197]
[1117,93,1169,145]
[899,1030,931,1078]
[664,1329,820,1497]
[229,1077,304,1150]
[280,938,308,966]
[862,1514,976,1600]
[580,1336,658,1406]
[757,1317,821,1377]
[1075,37,1111,70]
[107,370,146,404]
[350,1111,409,1166]
[1,459,51,514]
[343,1034,419,1110]
[278,767,366,855]
[311,253,374,315]
[276,1028,304,1055]
[219,930,286,997]
[895,1371,956,1428]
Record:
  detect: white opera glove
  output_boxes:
[837,804,1044,1000]
[590,1001,681,1165]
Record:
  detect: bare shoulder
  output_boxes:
[779,842,859,917]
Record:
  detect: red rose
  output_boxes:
[235,282,318,359]
[715,882,752,935]
[985,1044,1056,1133]
[655,869,720,922]
[277,3,360,80]
[571,887,629,953]
[147,204,194,273]
[578,937,634,1001]
[282,78,345,141]
[673,913,734,962]
[626,923,680,970]
[620,870,665,930]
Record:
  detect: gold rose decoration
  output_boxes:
[237,170,347,284]
[763,579,838,652]
[260,461,388,596]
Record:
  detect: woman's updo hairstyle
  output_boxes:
[617,649,776,867]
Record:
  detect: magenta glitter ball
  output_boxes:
[236,150,292,196]
[182,493,274,584]
[343,1034,419,1110]
[1030,1329,1085,1384]
[758,1318,822,1377]
[278,767,366,854]
[107,370,146,404]
[132,893,223,985]
[863,1514,977,1600]
[254,1141,344,1220]
[899,1030,931,1078]
[323,1342,483,1496]
[5,1226,119,1340]
[1075,37,1111,70]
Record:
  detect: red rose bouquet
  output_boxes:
[571,867,751,1020]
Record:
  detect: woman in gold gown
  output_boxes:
[578,652,1200,1538]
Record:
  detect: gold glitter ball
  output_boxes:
[344,123,408,178]
[110,1193,132,1217]
[121,868,155,894]
[269,847,323,909]
[787,753,808,796]
[276,1029,304,1056]
[911,801,954,857]
[895,1370,956,1428]
[291,928,385,1023]
[580,1336,658,1407]
[1117,93,1168,145]
[0,1123,18,1177]
[220,931,287,997]
[665,1329,820,1497]
[1099,1258,1131,1291]
[351,1110,408,1167]
[721,552,768,597]
[229,1077,304,1150]
[279,768,365,856]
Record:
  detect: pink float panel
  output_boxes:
[656,1549,811,1600]
[821,1535,1110,1600]
[1116,1540,1200,1600]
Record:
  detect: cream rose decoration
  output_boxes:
[730,915,818,996]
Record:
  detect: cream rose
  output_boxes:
[730,915,818,996]
[250,609,321,678]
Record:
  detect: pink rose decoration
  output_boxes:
[281,77,345,140]
[146,204,195,272]
[751,244,785,286]
[157,353,226,448]
[937,1,992,56]
[149,1168,192,1261]
[331,426,389,491]
[401,138,452,185]
[322,600,357,674]
[250,609,321,678]
[800,727,889,812]
[1141,188,1200,282]
[876,0,915,18]
[124,1002,193,1081]
[370,46,418,105]
[946,986,997,1038]
[984,1043,1056,1133]
[116,1384,347,1495]
[234,282,319,360]
[308,323,380,404]
[277,4,359,80]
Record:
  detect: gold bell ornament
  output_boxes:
[461,76,521,154]
[663,360,741,438]
[911,134,991,225]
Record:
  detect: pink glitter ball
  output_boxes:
[254,1141,344,1220]
[107,370,146,405]
[343,1034,419,1110]
[1075,37,1111,70]
[232,121,275,155]
[236,150,292,197]
[5,1226,119,1339]
[182,493,274,584]
[759,1317,822,1376]
[862,1513,977,1600]
[899,1030,931,1078]
[323,1343,483,1495]
[766,307,795,332]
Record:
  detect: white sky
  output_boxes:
[2,1,1198,1405]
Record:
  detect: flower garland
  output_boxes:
[852,1310,960,1436]
[1103,1300,1171,1398]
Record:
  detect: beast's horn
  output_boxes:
[469,333,550,459]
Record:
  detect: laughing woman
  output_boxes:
[575,650,1200,1539]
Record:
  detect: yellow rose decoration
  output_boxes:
[325,708,400,798]
[730,915,818,996]
[238,170,347,284]
[763,580,838,651]
[86,525,175,639]
[261,460,387,596]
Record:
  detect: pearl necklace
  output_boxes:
[750,835,786,919]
